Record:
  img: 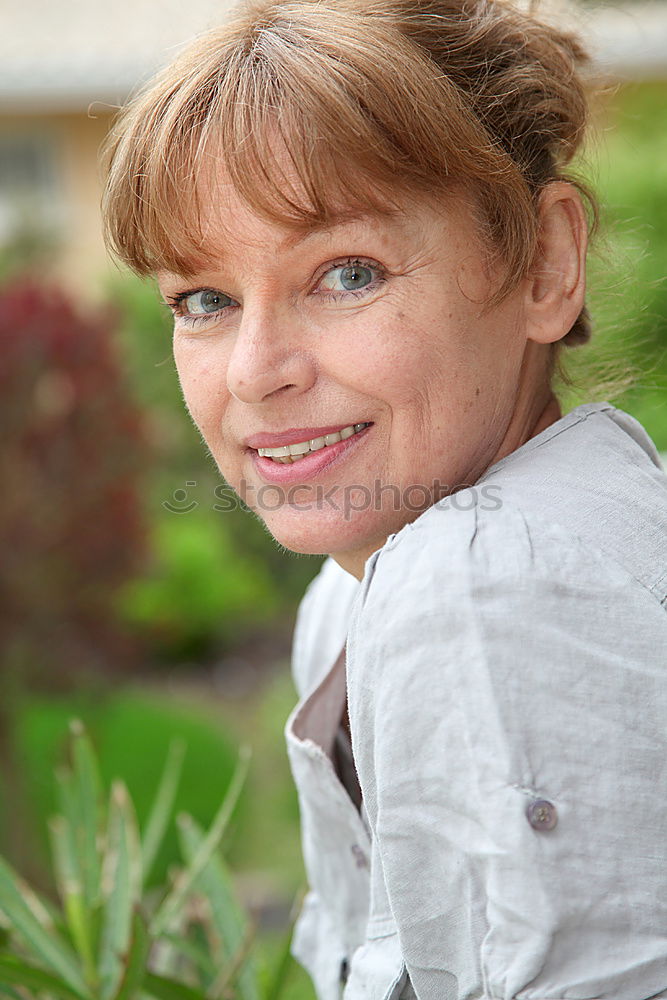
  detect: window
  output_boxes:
[0,131,64,253]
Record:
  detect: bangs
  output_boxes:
[102,2,522,279]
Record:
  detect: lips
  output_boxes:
[245,423,371,450]
[258,423,370,462]
[246,421,373,485]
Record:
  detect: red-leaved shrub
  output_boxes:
[0,280,150,685]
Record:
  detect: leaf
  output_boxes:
[98,782,143,1000]
[205,920,257,1000]
[0,954,88,1000]
[49,816,98,990]
[150,746,250,939]
[69,719,104,909]
[142,971,207,1000]
[0,856,89,996]
[141,739,186,887]
[177,816,258,1000]
[54,766,83,880]
[111,907,151,1000]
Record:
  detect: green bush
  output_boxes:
[559,82,667,447]
[116,511,280,662]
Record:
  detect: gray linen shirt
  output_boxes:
[285,400,667,1000]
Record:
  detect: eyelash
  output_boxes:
[166,256,387,328]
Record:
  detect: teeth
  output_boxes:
[289,440,311,456]
[257,423,370,462]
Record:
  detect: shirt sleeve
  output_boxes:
[346,501,667,1000]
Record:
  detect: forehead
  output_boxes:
[166,166,432,278]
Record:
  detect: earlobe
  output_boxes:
[526,181,588,345]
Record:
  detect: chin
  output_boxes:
[258,506,402,562]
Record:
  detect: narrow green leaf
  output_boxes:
[55,766,82,866]
[145,873,186,981]
[112,907,150,1000]
[49,816,98,990]
[177,816,258,1000]
[0,954,88,1000]
[205,920,257,1000]
[141,739,186,887]
[98,782,143,1000]
[70,719,104,909]
[151,746,250,938]
[0,856,89,996]
[142,972,206,1000]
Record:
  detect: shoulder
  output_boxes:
[291,556,360,699]
[357,491,617,624]
[347,485,666,750]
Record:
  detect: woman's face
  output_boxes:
[158,182,547,577]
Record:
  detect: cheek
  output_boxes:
[173,342,229,437]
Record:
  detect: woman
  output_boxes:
[102,0,667,996]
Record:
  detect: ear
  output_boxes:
[524,181,588,345]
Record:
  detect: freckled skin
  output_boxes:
[158,185,568,580]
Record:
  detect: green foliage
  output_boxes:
[0,721,297,1000]
[558,82,667,448]
[12,691,240,890]
[116,511,280,661]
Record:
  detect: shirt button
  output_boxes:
[350,843,369,869]
[526,798,558,831]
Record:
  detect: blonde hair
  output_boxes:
[102,0,597,358]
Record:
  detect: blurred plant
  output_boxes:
[559,81,667,444]
[0,278,152,881]
[0,279,150,683]
[0,720,296,1000]
[116,512,281,663]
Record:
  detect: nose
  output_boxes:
[226,301,317,404]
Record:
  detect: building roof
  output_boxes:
[1,0,666,113]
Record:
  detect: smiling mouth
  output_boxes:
[257,422,371,464]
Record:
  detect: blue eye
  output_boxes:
[319,260,381,295]
[339,264,374,290]
[180,288,233,316]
